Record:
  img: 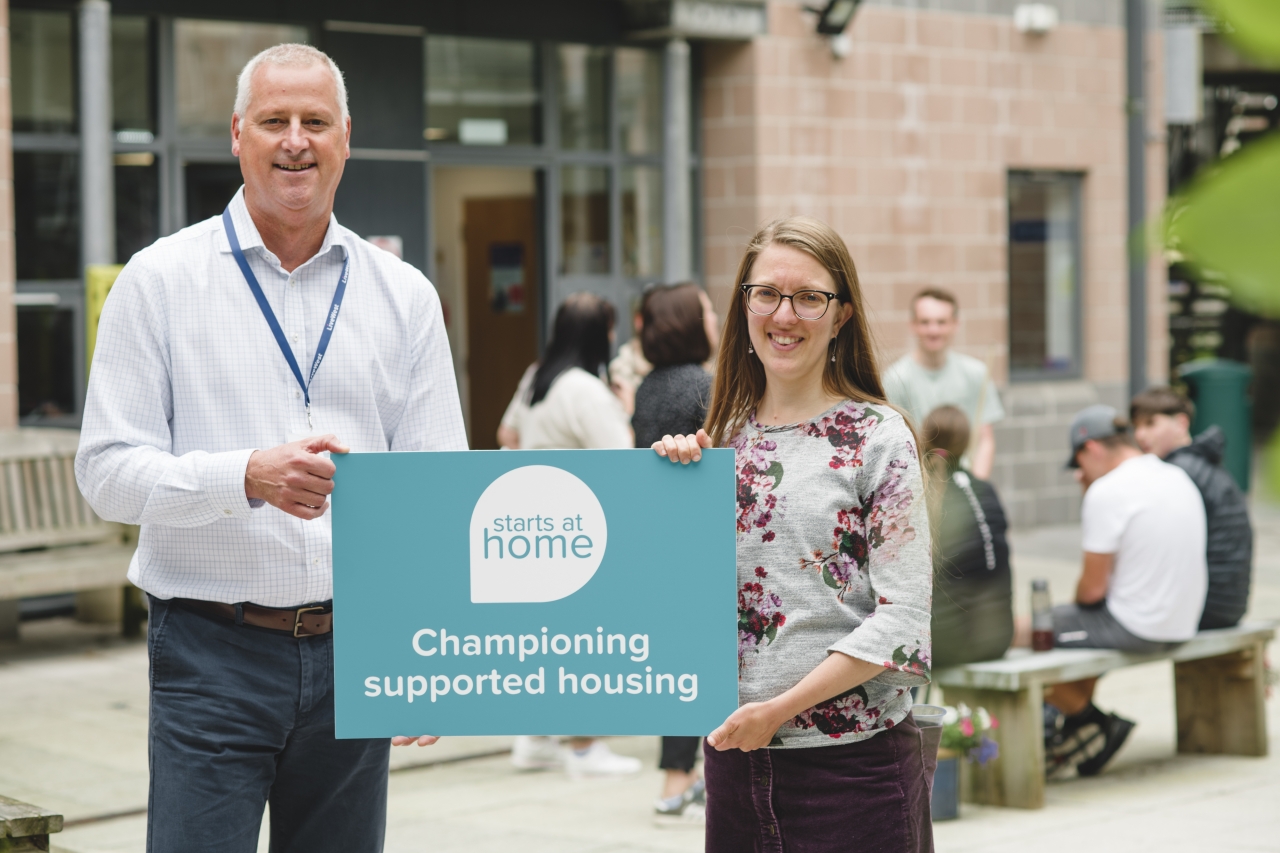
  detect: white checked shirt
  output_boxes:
[76,188,468,606]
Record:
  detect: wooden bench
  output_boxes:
[932,622,1275,809]
[1,794,63,852]
[0,429,136,641]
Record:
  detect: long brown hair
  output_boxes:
[921,405,970,528]
[703,216,890,446]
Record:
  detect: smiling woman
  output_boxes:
[654,217,936,853]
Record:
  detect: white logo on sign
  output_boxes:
[469,465,607,603]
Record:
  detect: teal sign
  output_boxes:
[332,449,738,737]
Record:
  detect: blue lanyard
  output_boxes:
[222,205,350,429]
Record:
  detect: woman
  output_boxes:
[630,282,718,823]
[654,217,935,852]
[497,292,631,452]
[921,405,1013,669]
[503,292,639,777]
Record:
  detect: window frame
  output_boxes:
[1007,169,1086,384]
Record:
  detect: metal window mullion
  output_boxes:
[157,16,181,235]
[543,40,563,323]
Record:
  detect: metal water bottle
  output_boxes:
[1031,579,1054,652]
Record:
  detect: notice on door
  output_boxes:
[489,243,525,313]
[331,449,739,737]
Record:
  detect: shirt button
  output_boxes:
[292,334,299,343]
[295,391,301,399]
[223,509,233,516]
[312,558,320,565]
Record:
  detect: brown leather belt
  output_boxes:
[174,598,332,638]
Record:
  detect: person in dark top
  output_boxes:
[921,405,1014,669]
[631,283,718,449]
[631,281,718,824]
[1131,386,1253,629]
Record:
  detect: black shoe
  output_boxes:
[1044,704,1108,778]
[1075,714,1135,777]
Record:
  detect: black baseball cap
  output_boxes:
[1066,404,1119,468]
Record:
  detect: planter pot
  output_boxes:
[931,748,960,821]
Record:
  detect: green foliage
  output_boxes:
[1163,133,1280,318]
[1201,0,1280,67]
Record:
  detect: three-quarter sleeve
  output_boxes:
[826,418,932,687]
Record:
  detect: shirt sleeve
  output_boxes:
[1081,480,1126,554]
[389,280,469,452]
[981,374,1005,424]
[74,259,259,527]
[827,416,932,686]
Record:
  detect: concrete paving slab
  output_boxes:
[10,495,1280,852]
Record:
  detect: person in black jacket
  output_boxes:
[921,405,1014,668]
[631,281,718,824]
[1131,387,1253,629]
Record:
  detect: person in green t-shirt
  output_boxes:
[883,288,1003,478]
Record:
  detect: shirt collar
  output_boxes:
[219,186,348,264]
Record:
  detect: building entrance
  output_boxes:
[432,167,542,449]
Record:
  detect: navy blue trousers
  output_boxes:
[146,596,390,853]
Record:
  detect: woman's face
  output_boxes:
[744,243,851,392]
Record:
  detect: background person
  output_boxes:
[505,292,639,777]
[1041,405,1207,778]
[884,288,1003,479]
[608,296,652,416]
[921,405,1013,670]
[629,281,717,824]
[1130,386,1253,630]
[75,44,464,852]
[655,216,935,853]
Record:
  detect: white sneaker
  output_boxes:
[563,740,642,778]
[510,735,563,771]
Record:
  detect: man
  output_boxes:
[883,288,1002,478]
[1043,405,1206,777]
[75,44,465,852]
[1131,386,1253,630]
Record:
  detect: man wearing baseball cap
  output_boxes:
[1042,405,1207,778]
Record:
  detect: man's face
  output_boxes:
[911,296,957,355]
[1133,413,1191,458]
[1074,440,1118,490]
[231,62,350,219]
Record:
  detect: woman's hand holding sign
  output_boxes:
[652,429,713,464]
[391,735,440,747]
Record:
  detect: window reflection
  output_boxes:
[1008,172,1081,377]
[558,45,608,151]
[426,37,539,145]
[11,10,76,134]
[18,306,76,420]
[560,166,609,275]
[616,48,663,156]
[116,157,160,263]
[14,152,79,281]
[622,166,663,278]
[175,19,309,137]
[113,16,155,137]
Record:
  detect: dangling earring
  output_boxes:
[831,351,836,363]
[748,343,754,354]
[830,340,837,363]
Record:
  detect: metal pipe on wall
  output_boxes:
[1126,0,1146,400]
[663,38,692,284]
[79,0,116,267]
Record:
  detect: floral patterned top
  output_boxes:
[734,399,931,749]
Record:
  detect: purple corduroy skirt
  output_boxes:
[703,712,939,853]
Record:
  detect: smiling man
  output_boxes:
[75,44,466,852]
[883,288,1003,478]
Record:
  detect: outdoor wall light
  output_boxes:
[808,0,861,35]
[1014,4,1059,35]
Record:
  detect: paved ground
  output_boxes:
[2,496,1277,853]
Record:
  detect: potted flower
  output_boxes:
[931,704,1000,821]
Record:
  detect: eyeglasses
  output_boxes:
[740,284,842,320]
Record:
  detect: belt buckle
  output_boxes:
[293,605,326,638]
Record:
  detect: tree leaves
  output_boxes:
[1202,0,1280,67]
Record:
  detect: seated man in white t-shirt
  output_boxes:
[1044,405,1207,778]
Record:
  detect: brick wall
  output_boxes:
[0,0,14,429]
[699,1,1167,526]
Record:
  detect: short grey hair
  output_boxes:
[234,43,349,123]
